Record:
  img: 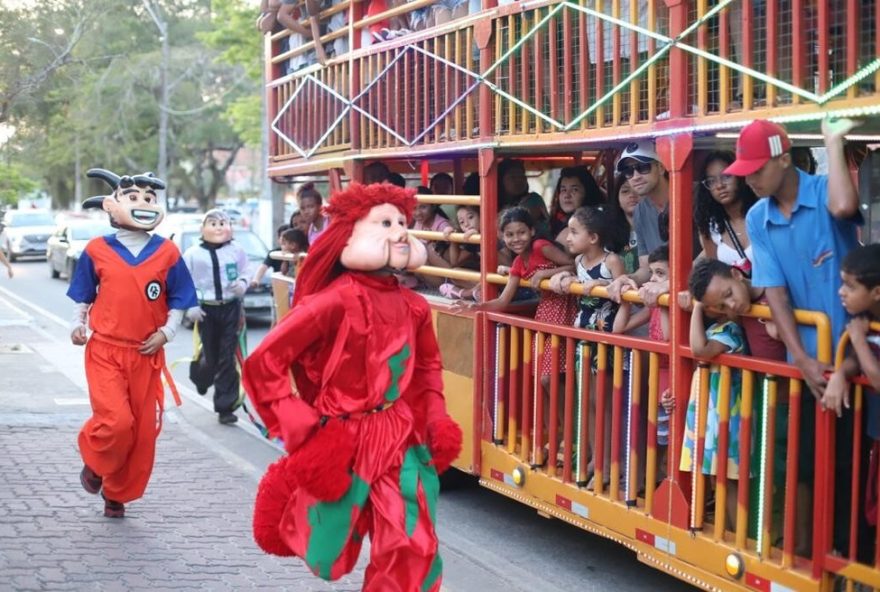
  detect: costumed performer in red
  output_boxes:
[242,182,462,591]
[68,168,198,518]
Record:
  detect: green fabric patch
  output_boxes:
[400,445,440,537]
[304,474,370,579]
[421,553,443,592]
[382,344,410,403]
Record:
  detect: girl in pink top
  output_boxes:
[298,183,330,245]
[412,200,453,235]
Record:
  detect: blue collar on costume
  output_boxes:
[103,233,164,265]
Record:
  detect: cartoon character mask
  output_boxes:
[292,182,423,306]
[82,168,166,231]
[340,203,427,272]
[201,209,233,244]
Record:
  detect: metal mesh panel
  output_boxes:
[859,0,877,94]
[776,0,794,105]
[828,0,847,87]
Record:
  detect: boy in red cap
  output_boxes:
[737,117,862,555]
[243,182,461,591]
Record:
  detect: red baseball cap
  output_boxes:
[724,120,791,176]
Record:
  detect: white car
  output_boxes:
[46,220,114,281]
[1,210,56,261]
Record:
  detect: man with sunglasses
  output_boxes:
[607,141,670,306]
[67,168,197,519]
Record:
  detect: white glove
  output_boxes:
[186,306,206,323]
[229,279,247,299]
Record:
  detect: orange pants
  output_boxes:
[78,336,165,503]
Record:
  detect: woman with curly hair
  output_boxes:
[694,151,758,275]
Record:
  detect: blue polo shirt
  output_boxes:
[746,169,861,360]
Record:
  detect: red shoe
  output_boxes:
[80,465,102,495]
[102,495,125,518]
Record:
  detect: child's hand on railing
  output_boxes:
[462,229,477,241]
[529,268,553,289]
[677,290,693,312]
[660,388,675,413]
[449,299,476,314]
[606,275,638,303]
[497,265,510,276]
[846,316,870,342]
[638,279,669,307]
[549,271,574,294]
[442,226,455,240]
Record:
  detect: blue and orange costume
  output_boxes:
[243,183,462,591]
[68,168,197,517]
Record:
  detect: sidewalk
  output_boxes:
[0,294,366,591]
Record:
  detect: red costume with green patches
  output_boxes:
[243,183,461,591]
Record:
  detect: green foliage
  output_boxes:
[0,164,39,207]
[224,94,263,147]
[199,0,263,149]
[199,0,263,82]
[1,0,262,209]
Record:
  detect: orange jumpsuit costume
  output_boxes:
[243,183,462,591]
[68,234,197,504]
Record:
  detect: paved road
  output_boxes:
[0,257,690,591]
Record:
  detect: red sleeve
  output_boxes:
[242,296,339,450]
[531,239,553,266]
[510,254,525,278]
[402,295,448,431]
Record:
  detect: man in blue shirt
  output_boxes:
[729,117,862,556]
[733,118,861,396]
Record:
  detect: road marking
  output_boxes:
[54,398,90,406]
[0,287,283,453]
[0,284,68,329]
[0,343,33,354]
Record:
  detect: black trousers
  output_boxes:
[190,301,242,414]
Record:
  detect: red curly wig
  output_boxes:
[293,182,417,305]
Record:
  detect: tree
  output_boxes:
[0,164,39,207]
[0,1,96,125]
[2,0,260,210]
[198,0,263,147]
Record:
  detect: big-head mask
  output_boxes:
[82,168,166,232]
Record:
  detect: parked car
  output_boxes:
[163,224,273,319]
[46,220,114,281]
[1,210,56,261]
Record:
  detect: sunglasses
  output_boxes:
[619,161,654,179]
[701,174,735,190]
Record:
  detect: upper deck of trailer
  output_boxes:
[262,0,880,175]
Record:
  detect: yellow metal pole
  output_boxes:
[507,326,520,454]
